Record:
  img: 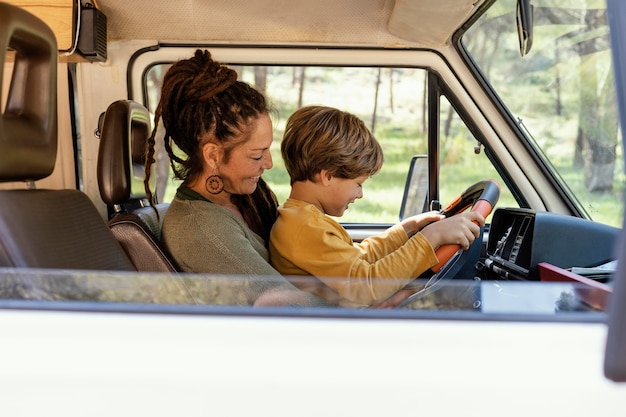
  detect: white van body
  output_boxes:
[1,1,626,415]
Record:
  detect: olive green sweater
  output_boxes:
[163,188,279,276]
[162,186,319,306]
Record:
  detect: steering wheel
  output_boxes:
[431,179,500,272]
[374,179,500,309]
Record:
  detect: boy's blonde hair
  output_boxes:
[281,105,384,185]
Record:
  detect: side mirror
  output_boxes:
[399,155,429,220]
[516,0,534,57]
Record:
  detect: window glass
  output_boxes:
[463,0,623,227]
[0,268,607,316]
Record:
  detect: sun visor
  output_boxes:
[388,0,481,46]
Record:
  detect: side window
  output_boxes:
[438,95,517,215]
[144,63,516,223]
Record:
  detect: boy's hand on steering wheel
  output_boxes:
[420,211,485,250]
[400,211,444,237]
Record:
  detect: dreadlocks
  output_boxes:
[144,49,278,244]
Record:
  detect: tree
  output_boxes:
[570,9,616,192]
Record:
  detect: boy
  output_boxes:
[269,105,484,307]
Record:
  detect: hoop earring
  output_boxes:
[205,174,224,194]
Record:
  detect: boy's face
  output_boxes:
[321,174,368,217]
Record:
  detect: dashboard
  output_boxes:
[480,208,619,282]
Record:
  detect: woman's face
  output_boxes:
[218,113,274,195]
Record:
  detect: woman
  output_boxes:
[144,49,321,306]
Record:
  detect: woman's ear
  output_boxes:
[202,142,222,170]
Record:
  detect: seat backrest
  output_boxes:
[0,4,135,271]
[97,99,179,272]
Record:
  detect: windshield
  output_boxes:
[463,0,623,227]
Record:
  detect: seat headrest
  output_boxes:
[0,3,58,183]
[97,100,153,205]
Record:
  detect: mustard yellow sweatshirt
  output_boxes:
[269,198,439,307]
